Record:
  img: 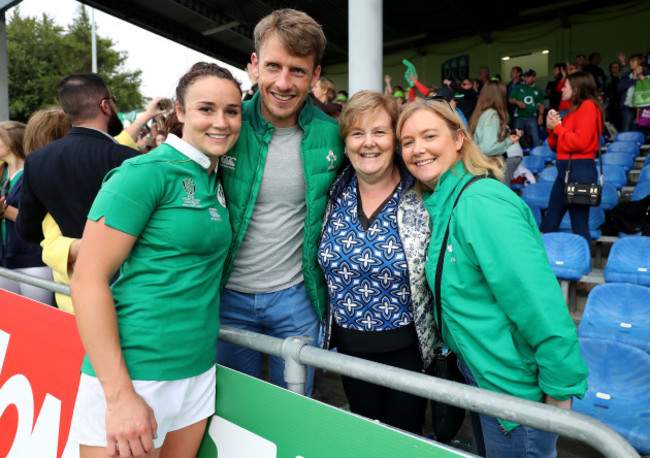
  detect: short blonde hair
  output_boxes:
[397,99,503,183]
[339,90,399,141]
[24,109,71,154]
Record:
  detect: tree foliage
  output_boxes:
[7,5,145,122]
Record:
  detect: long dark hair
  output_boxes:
[468,80,509,142]
[566,71,604,123]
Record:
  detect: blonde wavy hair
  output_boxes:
[397,98,503,188]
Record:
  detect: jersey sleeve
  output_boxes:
[88,161,164,237]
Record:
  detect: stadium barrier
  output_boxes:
[0,267,640,458]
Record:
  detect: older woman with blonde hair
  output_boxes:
[397,98,588,457]
[318,90,435,434]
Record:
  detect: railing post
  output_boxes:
[281,335,312,395]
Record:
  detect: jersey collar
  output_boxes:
[165,134,212,170]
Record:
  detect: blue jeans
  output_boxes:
[458,360,558,458]
[540,159,597,244]
[216,283,319,396]
[513,116,540,148]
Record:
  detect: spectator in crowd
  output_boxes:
[336,90,348,107]
[443,77,478,120]
[469,80,523,185]
[69,62,241,457]
[543,72,604,243]
[318,90,433,435]
[16,73,137,246]
[506,66,523,120]
[575,54,586,70]
[135,131,155,153]
[472,78,481,93]
[509,69,544,147]
[311,76,342,119]
[0,121,54,305]
[478,66,490,91]
[397,97,588,458]
[32,97,166,313]
[19,109,73,311]
[605,60,623,129]
[583,52,606,91]
[216,9,344,397]
[155,132,166,146]
[243,62,259,101]
[546,63,566,112]
[435,87,468,127]
[618,53,650,132]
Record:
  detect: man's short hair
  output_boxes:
[57,73,110,124]
[254,9,327,68]
[512,66,523,74]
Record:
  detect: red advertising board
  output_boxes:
[0,289,85,457]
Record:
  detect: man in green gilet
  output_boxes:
[217,9,344,396]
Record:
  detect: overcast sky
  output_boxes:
[7,0,252,102]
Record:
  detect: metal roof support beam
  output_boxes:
[348,0,382,96]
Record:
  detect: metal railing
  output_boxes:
[1,267,640,458]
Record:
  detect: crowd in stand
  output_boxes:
[1,8,649,456]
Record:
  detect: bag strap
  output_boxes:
[433,175,485,348]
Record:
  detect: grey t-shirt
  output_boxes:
[226,125,306,293]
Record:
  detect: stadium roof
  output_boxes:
[79,0,615,69]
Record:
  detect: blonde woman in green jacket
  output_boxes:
[397,98,588,458]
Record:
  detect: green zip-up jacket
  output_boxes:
[218,92,344,320]
[424,162,588,431]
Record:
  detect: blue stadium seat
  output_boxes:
[559,207,606,240]
[597,164,627,190]
[537,167,558,183]
[606,141,639,157]
[632,182,650,201]
[578,283,650,353]
[542,232,591,280]
[573,338,650,455]
[530,145,555,164]
[602,153,634,172]
[614,131,645,146]
[604,237,650,286]
[520,182,553,210]
[600,183,619,211]
[520,155,545,175]
[638,166,650,184]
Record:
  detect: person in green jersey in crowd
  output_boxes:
[69,62,241,458]
[509,69,545,147]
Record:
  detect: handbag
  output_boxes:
[563,122,603,207]
[637,106,650,128]
[632,77,650,107]
[428,175,484,443]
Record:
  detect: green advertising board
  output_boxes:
[198,366,471,457]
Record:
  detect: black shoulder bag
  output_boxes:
[428,175,484,443]
[563,123,603,207]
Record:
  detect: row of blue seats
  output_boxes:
[543,234,650,287]
[572,281,650,455]
[521,152,648,177]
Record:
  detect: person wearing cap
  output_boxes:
[443,77,478,120]
[336,90,348,107]
[509,69,544,147]
[435,87,468,127]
